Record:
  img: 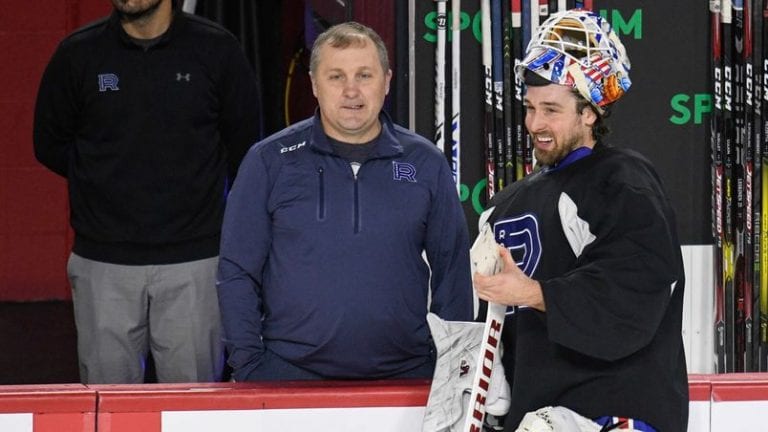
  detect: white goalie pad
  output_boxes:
[514,406,602,432]
[421,313,511,432]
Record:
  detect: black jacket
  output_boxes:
[33,10,261,264]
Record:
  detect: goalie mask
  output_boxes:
[514,9,631,114]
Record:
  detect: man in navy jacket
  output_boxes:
[217,22,473,381]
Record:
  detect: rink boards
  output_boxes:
[0,376,765,432]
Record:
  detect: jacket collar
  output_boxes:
[309,110,403,159]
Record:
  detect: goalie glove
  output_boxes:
[421,313,511,432]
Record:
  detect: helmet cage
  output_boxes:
[515,10,631,113]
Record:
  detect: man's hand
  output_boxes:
[473,245,546,311]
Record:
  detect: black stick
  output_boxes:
[712,0,726,374]
[492,0,506,191]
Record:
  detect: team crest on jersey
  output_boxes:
[493,213,542,277]
[98,73,120,92]
[392,161,417,182]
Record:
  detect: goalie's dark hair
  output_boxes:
[523,70,611,142]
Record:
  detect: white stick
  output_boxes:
[435,0,448,153]
[530,0,539,32]
[451,0,461,194]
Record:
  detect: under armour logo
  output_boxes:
[392,161,417,182]
[98,73,120,92]
[176,72,191,82]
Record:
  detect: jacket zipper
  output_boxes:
[317,167,325,220]
[353,175,360,233]
[348,162,366,234]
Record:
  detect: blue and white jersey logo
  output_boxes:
[392,161,417,182]
[98,73,120,92]
[493,213,542,277]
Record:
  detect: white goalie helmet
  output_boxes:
[514,9,631,114]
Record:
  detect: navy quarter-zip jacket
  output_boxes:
[217,112,473,380]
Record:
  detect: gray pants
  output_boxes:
[67,253,224,384]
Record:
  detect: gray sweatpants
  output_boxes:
[67,253,224,384]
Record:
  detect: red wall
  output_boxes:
[0,0,111,301]
[0,1,394,301]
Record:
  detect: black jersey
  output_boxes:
[485,145,689,431]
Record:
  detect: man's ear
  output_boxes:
[581,105,597,128]
[310,72,318,97]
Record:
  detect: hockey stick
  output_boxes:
[522,0,531,67]
[712,0,727,374]
[451,0,462,194]
[751,0,763,372]
[512,0,525,181]
[574,0,593,10]
[460,302,506,432]
[503,0,516,184]
[524,0,539,174]
[435,0,448,154]
[760,0,768,372]
[492,0,507,191]
[723,0,737,373]
[733,0,747,372]
[529,0,539,35]
[482,0,496,199]
[743,0,755,372]
[539,0,550,23]
[461,223,508,432]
